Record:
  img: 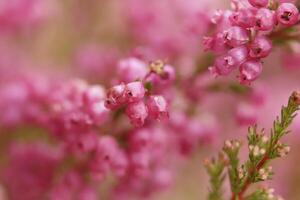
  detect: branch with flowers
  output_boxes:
[205,91,300,200]
[205,0,300,84]
[1,0,300,199]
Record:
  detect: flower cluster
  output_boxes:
[1,0,300,199]
[0,70,173,199]
[0,0,218,196]
[0,57,211,199]
[205,91,300,200]
[205,0,299,84]
[105,59,173,127]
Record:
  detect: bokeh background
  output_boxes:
[1,0,300,199]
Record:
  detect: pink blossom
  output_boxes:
[126,101,148,127]
[224,26,250,47]
[277,3,299,26]
[147,95,169,120]
[125,81,146,103]
[248,0,269,8]
[239,60,263,84]
[254,8,276,31]
[249,36,273,58]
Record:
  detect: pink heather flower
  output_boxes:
[144,64,176,87]
[210,55,236,76]
[126,101,148,127]
[230,9,256,28]
[248,0,269,8]
[147,95,169,120]
[211,10,224,24]
[211,10,233,31]
[125,81,146,103]
[210,46,248,77]
[202,36,215,51]
[117,57,149,82]
[48,79,109,134]
[255,8,276,31]
[209,55,233,76]
[249,36,273,58]
[105,83,126,110]
[206,0,300,84]
[239,60,263,84]
[276,3,299,26]
[231,0,253,10]
[203,33,227,53]
[224,26,250,47]
[228,45,249,66]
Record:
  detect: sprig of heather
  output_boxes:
[205,91,300,200]
[104,59,173,127]
[204,153,227,200]
[204,0,300,84]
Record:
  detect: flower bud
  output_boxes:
[277,3,299,26]
[224,26,250,47]
[255,8,276,31]
[248,0,269,8]
[249,36,272,58]
[105,84,126,110]
[147,95,168,120]
[230,9,256,28]
[126,101,148,127]
[239,60,263,84]
[125,81,145,103]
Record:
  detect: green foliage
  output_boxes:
[245,188,278,200]
[205,92,300,200]
[205,153,227,200]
